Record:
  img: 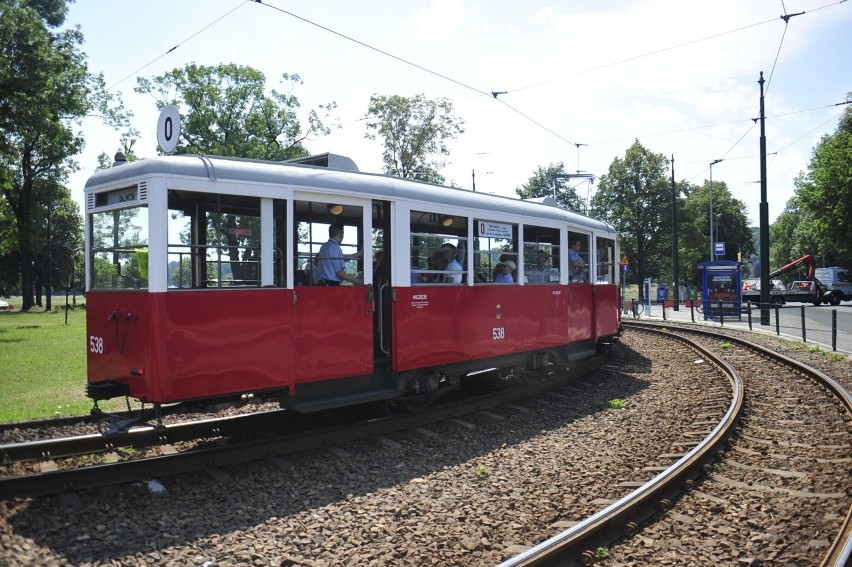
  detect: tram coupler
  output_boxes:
[98,402,164,437]
[102,412,147,437]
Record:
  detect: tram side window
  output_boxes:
[410,210,468,284]
[90,206,149,289]
[567,231,590,283]
[596,236,616,284]
[523,226,560,284]
[294,200,363,286]
[167,190,261,289]
[474,219,518,284]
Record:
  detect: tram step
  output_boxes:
[292,388,400,413]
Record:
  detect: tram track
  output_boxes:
[499,325,744,566]
[601,322,852,567]
[0,358,601,500]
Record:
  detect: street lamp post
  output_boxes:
[709,159,723,261]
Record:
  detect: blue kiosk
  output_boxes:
[698,260,745,320]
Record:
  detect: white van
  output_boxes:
[815,267,852,301]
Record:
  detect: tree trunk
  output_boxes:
[34,273,43,308]
[17,230,36,310]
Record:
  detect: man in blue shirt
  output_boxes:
[568,240,587,282]
[314,224,362,285]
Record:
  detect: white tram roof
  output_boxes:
[85,154,616,235]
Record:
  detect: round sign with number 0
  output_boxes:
[157,105,181,154]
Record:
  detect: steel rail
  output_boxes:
[0,400,217,434]
[0,409,291,463]
[499,327,744,567]
[0,357,601,500]
[626,320,852,567]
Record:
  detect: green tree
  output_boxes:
[33,184,82,307]
[791,96,852,267]
[679,179,754,285]
[364,94,464,183]
[135,64,336,160]
[515,163,585,213]
[768,197,822,270]
[0,194,18,295]
[590,141,671,298]
[0,0,126,309]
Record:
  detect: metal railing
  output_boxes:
[627,299,852,353]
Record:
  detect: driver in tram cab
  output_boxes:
[568,240,588,282]
[314,223,362,286]
[439,243,463,283]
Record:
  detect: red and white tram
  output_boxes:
[84,153,621,413]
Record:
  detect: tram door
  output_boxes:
[372,200,392,362]
[291,198,373,384]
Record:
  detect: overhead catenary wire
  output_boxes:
[105,0,248,92]
[91,0,847,186]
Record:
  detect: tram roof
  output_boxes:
[86,154,616,234]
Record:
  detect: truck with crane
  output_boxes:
[814,267,852,302]
[741,254,843,306]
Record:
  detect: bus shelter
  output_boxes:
[698,260,744,320]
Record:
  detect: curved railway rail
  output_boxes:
[499,323,851,566]
[625,322,852,567]
[498,326,744,566]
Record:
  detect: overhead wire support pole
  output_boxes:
[709,159,723,261]
[758,72,771,326]
[671,155,680,311]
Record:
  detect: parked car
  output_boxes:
[0,299,12,311]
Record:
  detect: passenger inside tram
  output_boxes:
[439,243,463,283]
[494,260,515,283]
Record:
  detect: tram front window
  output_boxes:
[90,206,149,290]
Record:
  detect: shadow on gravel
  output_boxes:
[4,343,654,563]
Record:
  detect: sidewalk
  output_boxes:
[628,301,852,356]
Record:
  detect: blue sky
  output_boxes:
[65,0,851,226]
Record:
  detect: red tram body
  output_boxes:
[84,154,621,412]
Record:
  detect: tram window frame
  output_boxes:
[595,236,616,284]
[166,190,262,289]
[272,200,287,287]
[294,200,363,286]
[410,210,468,285]
[473,219,518,284]
[523,225,561,284]
[567,231,591,283]
[90,205,150,290]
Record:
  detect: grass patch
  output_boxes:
[0,308,123,423]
